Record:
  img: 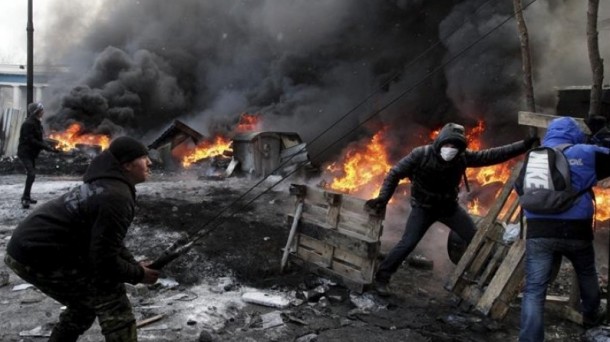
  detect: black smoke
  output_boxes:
[39,0,606,160]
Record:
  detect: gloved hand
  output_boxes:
[51,147,61,154]
[524,136,540,149]
[365,197,387,211]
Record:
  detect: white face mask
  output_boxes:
[440,146,459,161]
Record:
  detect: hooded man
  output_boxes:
[5,136,159,342]
[518,117,610,342]
[17,102,59,208]
[365,122,538,296]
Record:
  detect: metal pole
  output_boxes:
[26,0,34,106]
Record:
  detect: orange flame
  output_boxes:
[48,123,110,151]
[235,113,261,132]
[323,120,610,223]
[324,129,406,199]
[181,135,232,168]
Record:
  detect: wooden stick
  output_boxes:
[136,314,165,329]
[280,201,304,272]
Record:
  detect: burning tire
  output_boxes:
[447,230,467,265]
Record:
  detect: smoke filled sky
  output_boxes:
[2,0,610,159]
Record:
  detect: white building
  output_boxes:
[0,64,56,156]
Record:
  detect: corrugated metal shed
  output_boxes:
[0,108,26,157]
[232,131,310,177]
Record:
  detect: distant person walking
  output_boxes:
[17,102,58,208]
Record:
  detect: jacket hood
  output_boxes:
[433,123,467,152]
[83,150,135,190]
[542,117,587,147]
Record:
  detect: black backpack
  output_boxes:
[514,144,590,214]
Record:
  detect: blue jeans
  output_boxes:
[519,238,600,342]
[376,204,476,282]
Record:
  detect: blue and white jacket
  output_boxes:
[525,117,610,239]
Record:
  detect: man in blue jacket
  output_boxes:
[519,117,610,342]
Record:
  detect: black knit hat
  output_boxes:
[27,102,44,116]
[109,136,149,164]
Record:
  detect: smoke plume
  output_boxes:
[39,0,610,158]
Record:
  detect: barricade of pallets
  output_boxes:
[282,184,385,292]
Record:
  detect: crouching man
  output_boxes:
[4,136,160,342]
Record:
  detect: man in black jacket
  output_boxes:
[5,136,159,342]
[17,102,58,209]
[366,123,537,295]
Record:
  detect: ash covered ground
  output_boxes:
[0,155,605,341]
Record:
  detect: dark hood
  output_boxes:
[432,123,467,152]
[83,150,135,193]
[542,117,587,147]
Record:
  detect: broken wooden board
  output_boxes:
[518,111,591,134]
[285,184,385,293]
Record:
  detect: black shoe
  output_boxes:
[21,199,30,209]
[584,306,607,328]
[27,198,37,204]
[375,280,391,297]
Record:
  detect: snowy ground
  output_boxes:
[0,172,603,341]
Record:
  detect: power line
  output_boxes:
[150,0,540,268]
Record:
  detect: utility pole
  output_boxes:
[26,0,34,106]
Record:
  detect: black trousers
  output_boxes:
[376,204,477,282]
[18,154,36,200]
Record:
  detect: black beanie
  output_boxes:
[109,136,149,164]
[27,102,44,116]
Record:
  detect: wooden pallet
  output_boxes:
[285,184,385,292]
[445,162,525,319]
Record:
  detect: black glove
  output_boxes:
[365,197,387,211]
[524,136,540,149]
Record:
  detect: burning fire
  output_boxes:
[181,135,232,168]
[235,113,261,132]
[323,121,610,223]
[48,123,110,151]
[324,128,407,199]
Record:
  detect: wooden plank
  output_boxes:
[466,223,504,277]
[298,234,334,268]
[339,195,368,215]
[331,258,366,283]
[476,239,525,318]
[337,212,369,237]
[518,111,591,134]
[445,163,522,293]
[477,244,507,287]
[365,214,384,241]
[289,256,366,293]
[324,192,342,228]
[303,187,328,208]
[297,245,330,268]
[287,215,379,259]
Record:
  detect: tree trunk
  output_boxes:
[512,0,537,137]
[587,0,604,119]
